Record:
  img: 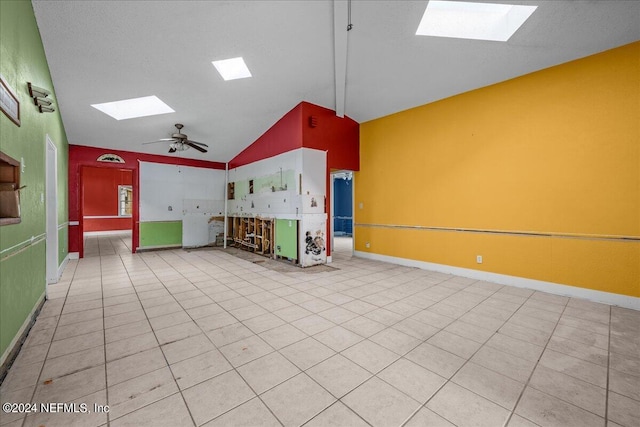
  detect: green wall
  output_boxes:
[0,0,69,359]
[58,224,68,266]
[139,221,183,248]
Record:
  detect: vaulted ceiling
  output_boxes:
[32,0,640,162]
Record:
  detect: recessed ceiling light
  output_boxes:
[212,57,252,81]
[416,1,537,42]
[91,95,174,120]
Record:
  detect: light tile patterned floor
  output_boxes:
[1,236,639,427]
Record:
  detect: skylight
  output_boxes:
[91,95,174,120]
[212,57,252,81]
[416,1,537,42]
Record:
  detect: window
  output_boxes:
[118,185,132,216]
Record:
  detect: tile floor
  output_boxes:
[1,235,639,427]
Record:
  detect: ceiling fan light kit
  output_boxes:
[169,142,189,152]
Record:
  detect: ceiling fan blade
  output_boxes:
[185,139,208,147]
[143,138,177,145]
[185,141,207,153]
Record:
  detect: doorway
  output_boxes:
[331,171,353,259]
[80,166,134,255]
[45,136,58,284]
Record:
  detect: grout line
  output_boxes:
[99,250,111,427]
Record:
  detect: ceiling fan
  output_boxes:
[144,123,208,153]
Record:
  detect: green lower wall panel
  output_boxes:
[58,225,68,267]
[140,221,183,247]
[0,241,46,358]
[275,219,298,259]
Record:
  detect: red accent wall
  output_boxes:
[228,101,360,256]
[301,102,359,171]
[69,145,225,256]
[84,167,131,215]
[229,104,304,168]
[84,217,133,232]
[229,102,359,170]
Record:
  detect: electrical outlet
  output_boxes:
[365,242,370,248]
[359,202,364,209]
[476,255,483,264]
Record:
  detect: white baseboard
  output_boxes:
[327,256,333,263]
[0,292,46,368]
[355,251,639,311]
[84,230,132,236]
[69,252,79,260]
[57,253,70,279]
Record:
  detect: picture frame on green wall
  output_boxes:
[0,74,20,126]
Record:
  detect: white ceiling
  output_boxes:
[32,0,640,163]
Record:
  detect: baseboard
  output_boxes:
[84,230,132,236]
[56,253,70,280]
[136,244,182,252]
[0,292,46,380]
[354,251,639,311]
[69,252,79,260]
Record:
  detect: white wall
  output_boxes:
[140,162,183,221]
[140,161,226,222]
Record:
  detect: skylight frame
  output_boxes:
[212,57,252,81]
[91,95,175,120]
[416,1,538,42]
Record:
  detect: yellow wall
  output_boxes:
[356,42,640,297]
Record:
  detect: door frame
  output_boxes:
[45,135,58,284]
[78,165,137,257]
[330,170,354,257]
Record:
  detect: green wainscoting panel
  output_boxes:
[275,219,298,259]
[139,221,183,248]
[58,224,68,267]
[0,240,46,358]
